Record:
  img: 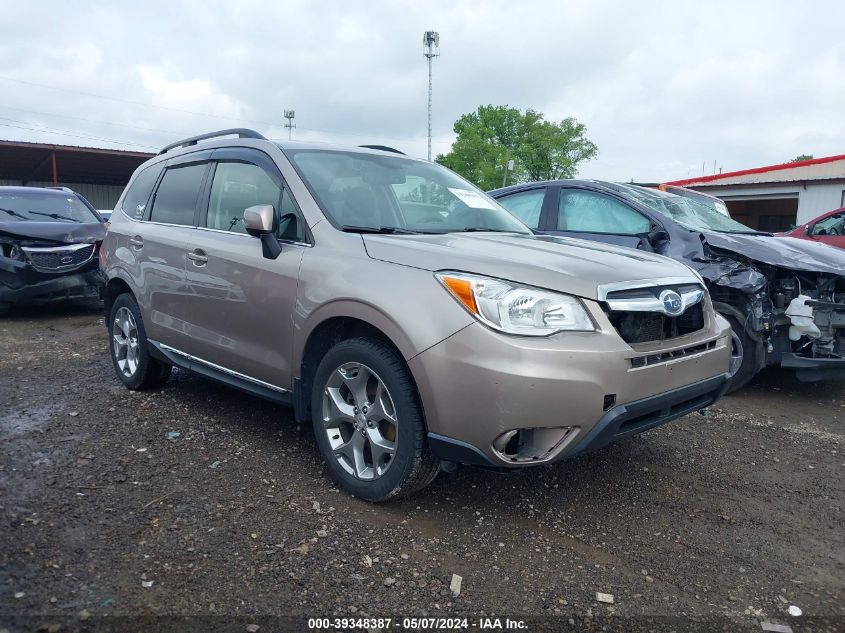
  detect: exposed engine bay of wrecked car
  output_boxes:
[684,232,845,381]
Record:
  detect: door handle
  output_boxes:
[128,236,144,249]
[187,249,208,265]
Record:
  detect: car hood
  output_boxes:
[0,221,106,244]
[363,232,697,300]
[701,231,845,275]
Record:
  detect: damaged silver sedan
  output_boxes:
[490,180,845,390]
[0,186,106,314]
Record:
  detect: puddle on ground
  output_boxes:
[0,404,59,437]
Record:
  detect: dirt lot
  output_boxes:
[1,306,843,632]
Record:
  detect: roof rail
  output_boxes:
[358,144,405,155]
[159,128,267,155]
[45,186,74,193]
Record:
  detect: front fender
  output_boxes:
[295,299,419,368]
[292,253,475,375]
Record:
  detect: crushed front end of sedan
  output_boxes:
[684,230,845,382]
[607,183,845,385]
[0,187,106,312]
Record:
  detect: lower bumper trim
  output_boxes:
[428,432,495,467]
[568,372,730,457]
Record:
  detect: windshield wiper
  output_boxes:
[0,206,28,220]
[28,211,80,223]
[340,225,419,235]
[715,229,773,236]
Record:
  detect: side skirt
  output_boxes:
[147,339,293,407]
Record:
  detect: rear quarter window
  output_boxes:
[122,164,163,220]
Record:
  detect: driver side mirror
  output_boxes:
[647,226,670,246]
[243,204,282,259]
[244,204,275,236]
[804,223,814,236]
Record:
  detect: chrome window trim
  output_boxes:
[193,225,313,248]
[596,277,703,301]
[158,343,290,393]
[119,206,313,248]
[119,216,194,229]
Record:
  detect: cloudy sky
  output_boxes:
[1,1,843,182]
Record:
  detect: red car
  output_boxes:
[779,207,845,250]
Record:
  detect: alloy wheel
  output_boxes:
[729,329,744,376]
[322,362,398,480]
[112,306,140,378]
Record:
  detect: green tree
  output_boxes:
[436,105,598,190]
[791,154,813,162]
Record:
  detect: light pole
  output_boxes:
[284,110,296,140]
[422,31,439,161]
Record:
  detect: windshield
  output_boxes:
[619,185,759,233]
[287,149,531,234]
[664,186,730,217]
[0,191,99,223]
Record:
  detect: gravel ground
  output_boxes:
[1,305,843,632]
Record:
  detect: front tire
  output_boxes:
[108,293,171,390]
[311,337,439,501]
[724,314,759,394]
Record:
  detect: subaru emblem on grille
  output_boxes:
[659,289,684,316]
[60,256,73,264]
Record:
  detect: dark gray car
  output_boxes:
[101,130,731,500]
[490,179,845,390]
[0,186,106,313]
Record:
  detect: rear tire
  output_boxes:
[108,293,171,390]
[311,337,439,501]
[724,314,759,394]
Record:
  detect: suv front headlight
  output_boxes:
[436,272,594,336]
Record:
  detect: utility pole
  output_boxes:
[422,31,440,161]
[284,110,296,140]
[502,158,514,187]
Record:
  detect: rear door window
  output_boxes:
[149,164,207,226]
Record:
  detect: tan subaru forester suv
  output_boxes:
[101,129,732,501]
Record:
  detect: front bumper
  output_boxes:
[0,258,104,307]
[410,310,731,468]
[429,372,729,466]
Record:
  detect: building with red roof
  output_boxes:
[664,154,845,231]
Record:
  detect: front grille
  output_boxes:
[24,244,95,272]
[608,302,705,344]
[601,282,707,344]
